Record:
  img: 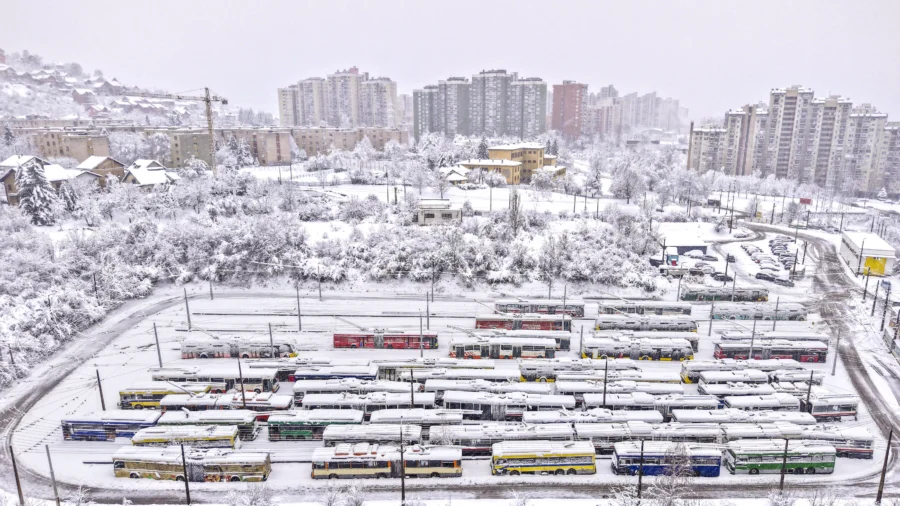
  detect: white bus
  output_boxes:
[594,314,699,332]
[769,370,825,384]
[555,369,682,384]
[290,364,379,382]
[322,424,422,446]
[719,330,830,343]
[699,383,776,398]
[671,409,816,425]
[724,393,801,412]
[522,408,664,424]
[581,336,694,361]
[494,298,586,317]
[149,366,280,393]
[476,329,574,351]
[369,409,465,429]
[181,337,299,359]
[267,410,364,441]
[424,379,555,401]
[299,392,438,419]
[292,379,417,403]
[575,421,721,455]
[374,358,495,381]
[449,337,558,360]
[311,443,463,479]
[246,357,370,381]
[594,331,701,352]
[598,301,693,316]
[698,370,769,385]
[555,380,684,406]
[157,410,259,440]
[429,423,574,456]
[131,425,240,449]
[680,359,804,383]
[711,302,807,321]
[800,393,860,422]
[653,394,722,421]
[518,358,640,382]
[441,391,575,421]
[398,368,520,383]
[581,392,656,411]
[119,383,214,410]
[491,440,596,476]
[113,447,270,482]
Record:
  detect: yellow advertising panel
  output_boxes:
[864,257,887,276]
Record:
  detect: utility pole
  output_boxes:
[153,322,163,368]
[636,439,645,500]
[410,370,415,407]
[180,444,192,505]
[45,445,61,506]
[10,446,24,506]
[296,283,302,332]
[269,323,276,358]
[318,265,322,301]
[876,429,893,504]
[872,280,882,316]
[677,276,682,300]
[236,356,247,408]
[708,300,715,337]
[184,287,192,331]
[96,369,105,411]
[209,279,214,300]
[863,269,871,301]
[419,314,424,359]
[93,272,98,299]
[400,418,407,505]
[779,438,789,492]
[804,370,815,413]
[731,278,736,302]
[881,286,892,331]
[426,293,430,330]
[772,297,780,331]
[602,357,608,408]
[832,331,841,376]
[749,320,757,360]
[771,202,776,224]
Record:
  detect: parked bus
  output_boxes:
[292,379,416,403]
[323,424,422,447]
[157,410,259,441]
[719,330,830,344]
[449,337,557,360]
[518,358,640,382]
[441,391,575,421]
[333,332,438,350]
[653,395,722,422]
[429,423,575,456]
[475,313,572,332]
[581,336,694,361]
[491,440,596,476]
[711,303,807,321]
[478,329,573,351]
[671,409,816,425]
[680,359,804,383]
[158,392,293,416]
[769,370,825,384]
[594,315,698,332]
[713,340,828,363]
[299,392,437,419]
[523,408,664,425]
[555,369,682,384]
[698,370,769,386]
[598,301,692,316]
[119,383,212,410]
[149,366,280,393]
[424,379,554,401]
[611,441,722,477]
[62,411,161,441]
[247,358,370,382]
[724,440,836,475]
[680,285,769,302]
[290,364,379,382]
[719,424,873,459]
[398,368,520,383]
[181,337,299,359]
[556,380,683,406]
[581,392,656,411]
[724,393,800,412]
[800,393,860,422]
[576,422,720,455]
[494,298,586,317]
[131,425,240,449]
[699,383,776,399]
[593,331,701,352]
[310,443,462,479]
[113,447,270,482]
[267,410,364,441]
[369,409,465,431]
[374,358,495,381]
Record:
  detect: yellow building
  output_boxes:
[487,142,546,182]
[458,159,522,185]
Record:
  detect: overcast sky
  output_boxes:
[4,0,899,121]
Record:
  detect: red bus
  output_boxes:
[713,340,827,363]
[475,313,572,332]
[333,332,438,350]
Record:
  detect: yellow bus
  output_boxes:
[113,447,270,482]
[119,382,213,409]
[491,440,596,476]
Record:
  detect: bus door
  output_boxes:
[454,344,466,359]
[512,346,522,358]
[374,333,385,349]
[104,426,117,441]
[486,345,497,359]
[186,462,205,482]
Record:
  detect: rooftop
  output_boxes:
[489,142,545,151]
[459,159,522,167]
[842,231,896,255]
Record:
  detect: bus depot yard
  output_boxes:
[7,230,898,497]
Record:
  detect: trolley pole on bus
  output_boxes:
[45,445,60,506]
[876,429,893,504]
[180,444,192,505]
[832,331,841,376]
[772,297,780,331]
[153,322,163,368]
[636,439,645,501]
[96,369,105,411]
[269,323,275,358]
[184,287,192,331]
[236,357,247,408]
[779,438,789,492]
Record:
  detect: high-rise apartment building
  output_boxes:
[297,78,326,127]
[841,105,888,195]
[360,78,399,128]
[325,67,367,128]
[807,96,852,188]
[687,127,727,172]
[507,78,547,139]
[277,86,299,127]
[763,85,815,180]
[722,105,764,176]
[469,69,517,136]
[412,85,439,141]
[437,77,470,137]
[551,81,588,139]
[880,123,900,197]
[599,85,618,100]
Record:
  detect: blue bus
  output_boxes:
[61,411,162,441]
[611,441,722,477]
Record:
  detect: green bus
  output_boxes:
[267,409,364,441]
[724,439,836,475]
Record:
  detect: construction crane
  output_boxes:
[127,87,227,177]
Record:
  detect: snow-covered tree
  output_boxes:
[3,125,14,146]
[146,133,171,165]
[225,484,272,506]
[432,170,451,198]
[545,138,552,153]
[476,136,489,159]
[16,160,59,225]
[550,138,559,155]
[610,167,647,204]
[646,443,697,506]
[353,136,376,162]
[530,169,555,193]
[508,188,523,236]
[483,170,506,188]
[537,234,563,295]
[108,131,148,166]
[58,180,78,212]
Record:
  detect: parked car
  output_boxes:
[773,278,795,287]
[649,258,664,267]
[755,272,776,281]
[726,254,736,263]
[733,231,752,239]
[683,250,705,259]
[697,265,715,275]
[713,272,734,282]
[700,255,719,262]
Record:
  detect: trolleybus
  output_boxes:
[680,285,769,302]
[576,422,721,455]
[598,300,692,316]
[594,315,698,332]
[149,366,280,393]
[398,368,520,383]
[181,337,299,359]
[267,410,363,441]
[494,298,586,317]
[156,410,259,440]
[680,359,804,383]
[62,411,161,441]
[441,391,575,421]
[333,332,438,350]
[611,441,722,477]
[322,424,422,446]
[119,383,213,410]
[522,408,664,425]
[299,392,438,419]
[724,440,836,474]
[711,302,807,321]
[310,443,462,479]
[113,447,270,482]
[429,423,575,456]
[449,337,557,359]
[374,358,495,381]
[713,340,828,362]
[475,313,572,331]
[131,425,240,449]
[800,393,859,421]
[292,379,416,403]
[518,358,640,382]
[671,409,816,425]
[491,440,596,476]
[290,364,379,382]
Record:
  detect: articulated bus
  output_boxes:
[156,410,260,441]
[430,423,575,456]
[713,340,828,363]
[494,298,586,317]
[131,425,240,449]
[582,336,694,361]
[475,313,572,332]
[246,358,370,382]
[449,337,557,360]
[292,379,417,403]
[113,447,270,482]
[322,424,422,447]
[680,285,769,302]
[680,359,804,383]
[556,380,684,406]
[290,365,379,382]
[267,410,364,441]
[594,315,699,332]
[181,337,299,359]
[476,329,573,351]
[424,379,555,401]
[333,332,438,350]
[441,391,575,421]
[612,441,722,477]
[724,440,836,475]
[491,440,596,476]
[311,443,462,479]
[119,383,213,410]
[374,358,495,381]
[158,392,293,418]
[711,303,807,321]
[299,392,438,419]
[518,358,640,382]
[555,369,682,384]
[598,301,692,316]
[62,411,161,441]
[149,366,280,393]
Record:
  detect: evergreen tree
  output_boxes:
[476,136,489,159]
[550,139,559,156]
[545,138,552,153]
[59,180,78,212]
[3,125,14,147]
[16,161,59,225]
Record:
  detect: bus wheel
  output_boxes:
[130,473,140,479]
[806,468,815,474]
[749,468,759,475]
[175,476,185,482]
[555,469,564,475]
[539,377,548,383]
[431,472,440,478]
[567,469,577,475]
[135,404,144,410]
[254,389,262,394]
[230,476,241,482]
[199,353,209,359]
[329,474,338,480]
[242,354,250,359]
[377,473,387,479]
[510,471,520,476]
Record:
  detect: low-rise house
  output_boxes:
[416,199,462,226]
[121,160,180,189]
[76,155,125,186]
[458,159,522,185]
[1,156,99,205]
[72,89,97,104]
[440,166,470,186]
